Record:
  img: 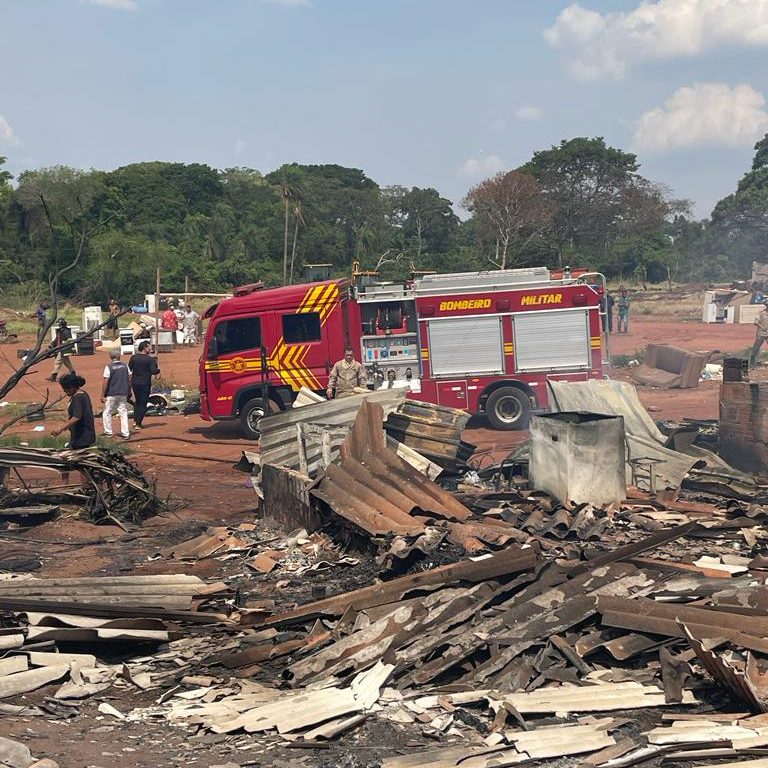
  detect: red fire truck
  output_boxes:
[199,266,606,438]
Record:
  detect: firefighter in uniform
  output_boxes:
[327,347,366,399]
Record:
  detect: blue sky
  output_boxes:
[2,0,768,217]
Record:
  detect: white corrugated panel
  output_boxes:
[514,310,590,372]
[428,316,503,375]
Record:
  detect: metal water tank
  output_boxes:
[529,412,626,505]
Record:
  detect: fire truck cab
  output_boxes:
[199,267,605,438]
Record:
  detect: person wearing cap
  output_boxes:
[751,300,768,366]
[161,299,178,332]
[46,318,75,382]
[101,348,131,439]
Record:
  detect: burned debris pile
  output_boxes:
[121,506,768,766]
[0,446,166,526]
[6,501,768,765]
[4,379,768,767]
[0,572,232,741]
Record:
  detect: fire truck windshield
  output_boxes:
[208,317,262,358]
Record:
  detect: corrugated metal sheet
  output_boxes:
[385,400,475,472]
[685,627,767,713]
[258,389,407,477]
[0,446,89,470]
[258,391,474,479]
[311,399,471,538]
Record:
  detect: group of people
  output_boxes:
[36,294,197,449]
[50,340,160,448]
[161,298,200,345]
[600,288,631,335]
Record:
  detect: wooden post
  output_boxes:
[184,275,189,307]
[321,429,332,471]
[296,423,308,476]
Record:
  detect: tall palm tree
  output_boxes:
[289,197,305,284]
[277,180,302,285]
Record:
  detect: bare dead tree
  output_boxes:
[0,198,122,412]
[374,249,406,273]
[462,171,553,270]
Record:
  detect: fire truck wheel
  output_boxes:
[485,387,531,430]
[239,398,277,439]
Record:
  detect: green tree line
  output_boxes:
[0,135,765,305]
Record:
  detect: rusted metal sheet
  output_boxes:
[259,389,407,477]
[311,399,472,539]
[684,626,768,713]
[400,563,653,688]
[258,545,537,628]
[569,521,699,576]
[598,595,768,641]
[512,505,610,541]
[384,400,475,471]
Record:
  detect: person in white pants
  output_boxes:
[101,348,131,439]
[181,304,199,345]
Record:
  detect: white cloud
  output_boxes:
[0,115,17,144]
[489,118,508,132]
[234,139,247,155]
[546,0,768,81]
[633,82,768,152]
[458,154,504,181]
[515,106,542,122]
[83,0,138,9]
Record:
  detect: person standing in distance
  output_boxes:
[616,288,631,334]
[128,340,159,430]
[34,301,49,342]
[101,349,131,439]
[106,298,120,340]
[161,300,179,332]
[47,319,75,382]
[181,303,200,345]
[327,347,366,399]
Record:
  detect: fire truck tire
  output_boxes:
[485,387,532,431]
[239,398,277,439]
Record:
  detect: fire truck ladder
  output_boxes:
[412,268,554,296]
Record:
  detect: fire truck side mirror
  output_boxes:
[207,337,219,360]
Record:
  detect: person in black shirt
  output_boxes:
[51,373,96,449]
[128,340,159,430]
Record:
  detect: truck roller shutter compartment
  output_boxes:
[427,316,504,376]
[513,309,590,372]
